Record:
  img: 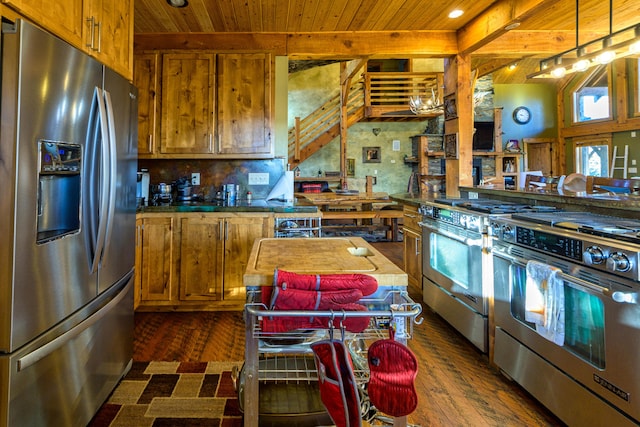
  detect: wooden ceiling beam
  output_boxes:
[457,0,562,54]
[473,30,608,55]
[135,33,289,53]
[135,31,458,58]
[474,57,524,77]
[286,31,458,58]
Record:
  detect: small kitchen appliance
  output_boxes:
[152,183,173,205]
[175,177,195,202]
[137,170,150,206]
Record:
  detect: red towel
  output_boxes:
[274,269,378,296]
[367,333,418,417]
[311,339,362,427]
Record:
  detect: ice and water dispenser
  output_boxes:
[37,140,82,243]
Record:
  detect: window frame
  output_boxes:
[630,58,640,118]
[571,65,613,124]
[573,134,612,177]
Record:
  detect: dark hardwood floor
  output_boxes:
[132,241,564,426]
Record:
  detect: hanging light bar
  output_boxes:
[528,24,640,79]
[528,0,640,79]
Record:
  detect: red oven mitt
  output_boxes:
[367,329,418,417]
[274,268,378,296]
[260,286,371,333]
[270,285,363,311]
[311,339,362,427]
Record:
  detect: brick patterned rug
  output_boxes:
[88,361,243,427]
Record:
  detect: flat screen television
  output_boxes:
[473,121,494,151]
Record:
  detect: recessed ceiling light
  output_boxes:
[448,10,464,19]
[167,0,188,7]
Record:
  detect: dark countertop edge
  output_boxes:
[137,203,319,214]
[390,188,640,219]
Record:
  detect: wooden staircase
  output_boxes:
[288,71,444,166]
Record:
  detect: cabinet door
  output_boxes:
[3,0,83,46]
[139,217,174,302]
[403,227,422,288]
[134,53,159,156]
[223,215,270,301]
[134,219,142,309]
[84,0,133,79]
[161,53,216,155]
[179,217,224,301]
[217,53,273,157]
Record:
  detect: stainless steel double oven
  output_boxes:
[490,212,640,426]
[419,199,561,353]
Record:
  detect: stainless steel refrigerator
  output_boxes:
[0,19,137,426]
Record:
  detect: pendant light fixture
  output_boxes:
[528,0,640,79]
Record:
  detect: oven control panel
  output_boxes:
[514,227,583,261]
[426,207,484,233]
[492,220,640,281]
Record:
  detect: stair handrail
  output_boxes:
[288,71,444,165]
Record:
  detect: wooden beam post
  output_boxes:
[444,54,474,197]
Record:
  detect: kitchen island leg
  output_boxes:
[244,304,259,427]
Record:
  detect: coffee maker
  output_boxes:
[136,170,150,206]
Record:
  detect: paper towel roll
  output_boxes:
[267,171,294,202]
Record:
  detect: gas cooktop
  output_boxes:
[433,198,560,214]
[511,211,640,244]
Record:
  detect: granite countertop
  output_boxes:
[137,198,319,214]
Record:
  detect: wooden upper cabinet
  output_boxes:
[84,0,133,80]
[2,0,84,47]
[2,0,133,80]
[134,53,160,156]
[161,53,216,155]
[217,53,273,157]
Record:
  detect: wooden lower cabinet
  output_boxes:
[179,216,224,302]
[136,216,175,305]
[223,216,272,302]
[402,205,422,288]
[135,212,273,310]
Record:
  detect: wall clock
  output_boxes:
[513,106,531,124]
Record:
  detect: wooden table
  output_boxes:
[297,192,403,240]
[298,191,391,211]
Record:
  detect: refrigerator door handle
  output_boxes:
[85,86,110,273]
[16,274,132,371]
[100,89,118,267]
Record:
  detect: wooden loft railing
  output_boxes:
[289,71,443,166]
[364,72,444,118]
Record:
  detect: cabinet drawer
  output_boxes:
[403,206,421,232]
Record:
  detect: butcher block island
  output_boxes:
[244,237,407,287]
[242,237,420,427]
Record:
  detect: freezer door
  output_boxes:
[97,67,137,293]
[0,276,133,427]
[0,20,102,352]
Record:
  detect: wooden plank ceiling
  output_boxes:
[134,0,640,82]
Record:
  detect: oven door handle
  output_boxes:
[492,247,636,303]
[419,221,483,247]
